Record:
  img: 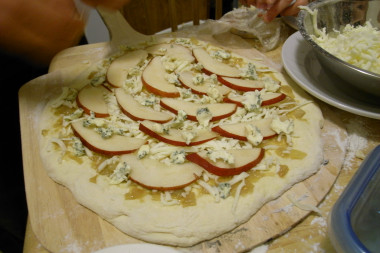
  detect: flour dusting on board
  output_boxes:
[41,208,65,220]
[322,128,347,155]
[311,216,327,228]
[343,118,369,170]
[60,241,83,253]
[59,232,103,253]
[235,240,246,251]
[249,244,269,253]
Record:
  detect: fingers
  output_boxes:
[255,0,277,10]
[280,0,308,16]
[240,0,308,23]
[262,0,306,22]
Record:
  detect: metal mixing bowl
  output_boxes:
[297,0,380,97]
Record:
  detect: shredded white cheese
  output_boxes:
[160,191,180,206]
[97,156,119,172]
[301,6,380,74]
[232,179,246,212]
[198,180,220,202]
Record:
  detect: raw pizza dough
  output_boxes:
[38,38,324,247]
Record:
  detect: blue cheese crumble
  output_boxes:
[109,161,131,184]
[211,50,231,60]
[271,116,294,135]
[192,73,217,86]
[71,137,85,156]
[242,90,262,112]
[262,77,280,92]
[83,113,107,128]
[124,76,142,93]
[141,95,157,107]
[165,73,180,86]
[90,69,107,86]
[207,150,235,164]
[271,116,294,145]
[240,62,258,80]
[207,86,222,102]
[192,73,205,85]
[193,63,204,71]
[174,38,192,45]
[218,182,232,199]
[196,107,213,127]
[171,110,187,128]
[170,150,187,164]
[181,130,197,145]
[152,123,170,134]
[137,145,150,159]
[245,124,263,146]
[96,127,113,139]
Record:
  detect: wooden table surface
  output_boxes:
[21,22,380,253]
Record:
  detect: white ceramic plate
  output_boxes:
[94,244,180,253]
[282,32,380,120]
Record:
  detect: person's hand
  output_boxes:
[0,0,84,65]
[0,0,131,66]
[262,0,308,23]
[239,0,308,23]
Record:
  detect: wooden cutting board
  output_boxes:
[19,10,348,253]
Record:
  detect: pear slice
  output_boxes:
[212,118,277,141]
[142,57,180,98]
[76,84,111,118]
[192,48,241,77]
[224,92,286,107]
[160,98,237,122]
[107,49,148,88]
[146,43,195,62]
[139,120,217,146]
[186,148,265,176]
[178,71,231,96]
[218,76,265,91]
[115,88,173,123]
[122,154,203,191]
[71,120,146,156]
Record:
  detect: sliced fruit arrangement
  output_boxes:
[71,120,146,156]
[146,43,195,63]
[186,148,265,176]
[193,48,241,77]
[211,118,277,141]
[178,71,231,96]
[224,92,286,107]
[160,98,237,122]
[55,39,297,192]
[218,76,265,91]
[107,49,148,88]
[139,120,218,146]
[142,57,180,97]
[115,88,173,123]
[122,153,203,191]
[76,84,111,118]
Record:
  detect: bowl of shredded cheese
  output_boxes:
[297,0,380,97]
